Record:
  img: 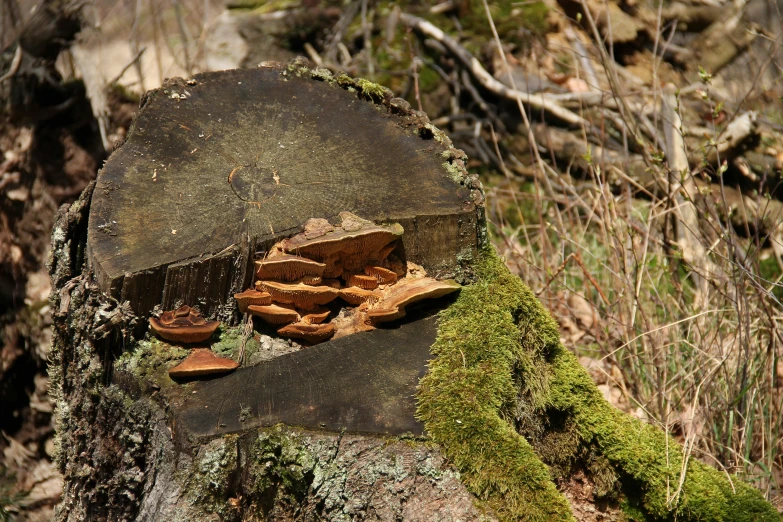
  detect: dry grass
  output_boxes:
[488,90,783,510]
[472,0,783,506]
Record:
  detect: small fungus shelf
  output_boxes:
[168,348,239,379]
[148,305,219,344]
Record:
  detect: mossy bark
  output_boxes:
[52,188,781,522]
[418,249,781,521]
[48,62,493,521]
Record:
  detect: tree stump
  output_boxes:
[50,61,489,521]
[50,60,780,521]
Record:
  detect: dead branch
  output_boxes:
[399,13,592,129]
[662,86,723,292]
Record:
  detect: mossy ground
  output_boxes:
[418,248,781,521]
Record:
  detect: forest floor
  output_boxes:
[2,0,783,518]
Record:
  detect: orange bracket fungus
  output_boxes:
[239,212,462,346]
[168,348,239,378]
[366,278,462,325]
[247,303,300,324]
[301,307,331,324]
[364,265,398,285]
[233,289,272,313]
[339,287,382,306]
[281,212,404,278]
[277,322,336,344]
[149,305,220,343]
[254,254,326,281]
[347,274,379,290]
[254,280,339,310]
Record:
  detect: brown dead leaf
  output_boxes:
[565,77,590,93]
[568,293,595,329]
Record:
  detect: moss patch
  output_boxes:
[246,427,317,507]
[114,338,189,391]
[212,325,260,361]
[548,348,780,521]
[183,436,239,518]
[419,248,780,521]
[418,249,573,521]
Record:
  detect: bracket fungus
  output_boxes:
[339,287,382,306]
[254,254,326,282]
[347,274,379,290]
[366,278,462,325]
[254,280,339,310]
[238,212,462,346]
[277,322,336,343]
[233,289,272,313]
[301,307,331,325]
[281,212,404,277]
[364,265,398,285]
[149,305,220,343]
[168,348,239,378]
[247,303,300,325]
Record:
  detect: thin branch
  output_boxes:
[400,12,593,130]
[0,42,22,84]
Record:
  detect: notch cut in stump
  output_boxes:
[87,62,483,321]
[175,313,438,439]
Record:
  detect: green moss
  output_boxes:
[420,248,781,521]
[547,349,779,520]
[418,249,573,521]
[354,77,393,102]
[114,338,189,390]
[247,427,317,503]
[211,325,260,361]
[442,161,463,183]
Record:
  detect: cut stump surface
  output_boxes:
[87,64,481,319]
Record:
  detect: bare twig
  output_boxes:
[108,45,146,86]
[304,42,324,68]
[400,13,592,129]
[405,30,423,112]
[577,0,654,162]
[324,1,360,63]
[361,0,374,75]
[564,26,600,91]
[238,313,254,366]
[662,86,726,300]
[0,42,22,84]
[172,0,193,73]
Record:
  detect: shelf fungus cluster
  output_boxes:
[235,212,462,345]
[148,305,239,379]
